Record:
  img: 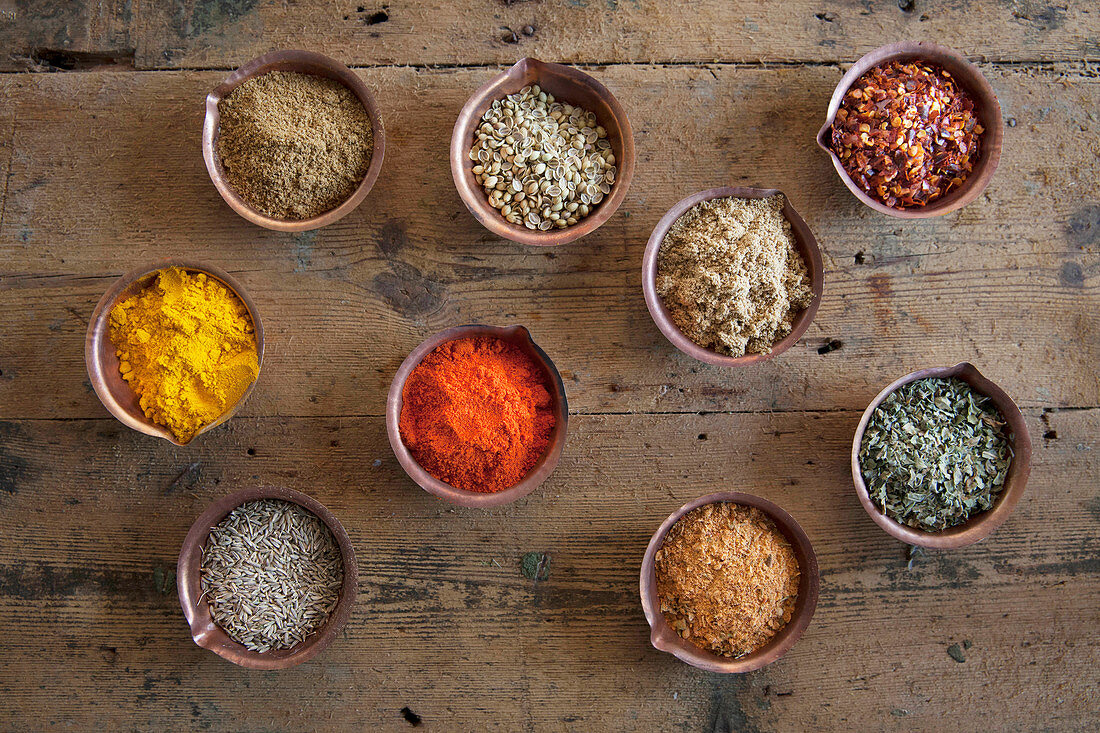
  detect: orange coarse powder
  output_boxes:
[398,336,556,493]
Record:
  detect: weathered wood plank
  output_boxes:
[0,65,1096,420]
[0,409,1096,730]
[3,1,1098,70]
[0,0,134,71]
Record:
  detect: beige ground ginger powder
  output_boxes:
[655,502,800,659]
[216,71,373,220]
[655,195,813,357]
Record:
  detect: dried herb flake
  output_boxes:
[859,377,1012,532]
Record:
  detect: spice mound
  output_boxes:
[201,500,344,653]
[829,60,983,208]
[860,377,1012,532]
[655,502,800,659]
[216,70,374,220]
[108,267,259,443]
[469,84,615,231]
[399,336,556,493]
[656,195,813,357]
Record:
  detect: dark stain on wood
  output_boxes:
[26,48,135,71]
[0,421,29,494]
[373,262,444,318]
[185,0,259,37]
[377,219,410,257]
[708,675,759,733]
[1060,261,1084,287]
[0,562,148,600]
[868,273,892,297]
[1011,2,1067,31]
[993,553,1100,578]
[163,461,202,494]
[867,273,897,327]
[1066,204,1099,248]
[294,230,316,272]
[1082,496,1100,522]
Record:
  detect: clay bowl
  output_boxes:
[202,49,386,232]
[177,486,358,669]
[85,260,264,446]
[450,57,635,246]
[386,324,568,507]
[640,492,819,673]
[642,187,824,367]
[852,362,1032,548]
[816,41,1003,219]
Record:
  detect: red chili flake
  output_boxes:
[829,61,984,208]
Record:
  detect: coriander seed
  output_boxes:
[469,85,614,230]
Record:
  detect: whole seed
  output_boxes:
[200,499,344,653]
[470,85,614,230]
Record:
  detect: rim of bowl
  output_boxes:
[385,324,569,507]
[642,186,825,367]
[202,49,387,232]
[85,259,265,446]
[816,41,1004,219]
[639,491,820,673]
[176,486,358,670]
[450,57,635,246]
[851,362,1033,548]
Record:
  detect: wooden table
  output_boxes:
[1,2,1097,730]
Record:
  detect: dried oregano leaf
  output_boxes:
[859,377,1013,532]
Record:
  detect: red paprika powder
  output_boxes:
[398,336,556,493]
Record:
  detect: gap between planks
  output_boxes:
[6,405,1099,422]
[0,58,1080,75]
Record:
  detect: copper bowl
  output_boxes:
[640,492,819,673]
[85,260,264,446]
[852,362,1032,548]
[642,187,824,367]
[386,324,568,507]
[177,486,358,669]
[202,49,386,231]
[450,58,635,246]
[816,41,1003,219]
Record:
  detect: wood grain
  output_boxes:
[0,409,1096,730]
[2,1,1099,70]
[0,65,1096,422]
[1,3,1098,729]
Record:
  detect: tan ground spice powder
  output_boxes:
[656,195,812,357]
[216,71,373,220]
[655,502,800,658]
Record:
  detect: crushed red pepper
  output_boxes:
[829,60,984,209]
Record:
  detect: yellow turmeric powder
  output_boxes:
[109,267,259,443]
